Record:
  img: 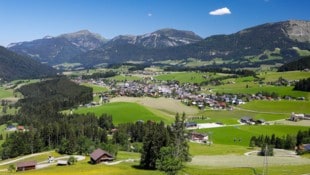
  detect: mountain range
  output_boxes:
[7,20,310,69]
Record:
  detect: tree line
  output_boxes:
[294,77,310,92]
[0,113,114,159]
[81,71,117,80]
[249,128,310,155]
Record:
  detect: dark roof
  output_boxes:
[90,148,113,161]
[17,161,36,168]
[241,117,252,121]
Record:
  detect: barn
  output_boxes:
[16,161,36,171]
[90,148,114,164]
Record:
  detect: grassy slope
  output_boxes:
[73,102,173,124]
[240,100,310,113]
[0,87,13,99]
[258,71,310,82]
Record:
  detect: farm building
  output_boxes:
[189,132,209,143]
[90,148,114,164]
[16,161,36,171]
[290,112,310,121]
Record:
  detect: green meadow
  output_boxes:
[73,102,173,124]
[240,100,310,113]
[0,86,14,99]
[258,71,310,82]
[155,72,230,84]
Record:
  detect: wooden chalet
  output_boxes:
[90,148,114,164]
[16,161,36,171]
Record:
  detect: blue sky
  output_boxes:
[0,0,309,46]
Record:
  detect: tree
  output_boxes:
[8,164,15,172]
[67,156,77,165]
[140,121,169,169]
[156,146,182,175]
[169,113,191,162]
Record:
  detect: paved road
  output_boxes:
[0,153,85,171]
[0,151,53,166]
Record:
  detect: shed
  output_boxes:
[90,148,114,164]
[16,161,36,171]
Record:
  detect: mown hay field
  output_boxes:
[110,97,199,116]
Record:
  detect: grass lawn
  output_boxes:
[73,102,173,124]
[0,86,14,98]
[189,142,252,156]
[198,125,309,147]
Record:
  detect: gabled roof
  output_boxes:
[17,161,36,168]
[90,148,113,161]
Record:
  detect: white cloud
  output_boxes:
[209,7,231,16]
[147,13,152,17]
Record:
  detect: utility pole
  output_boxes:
[262,144,268,175]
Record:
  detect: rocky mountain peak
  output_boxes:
[285,20,310,43]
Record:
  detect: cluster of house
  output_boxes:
[15,148,114,172]
[73,74,308,112]
[6,125,26,132]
